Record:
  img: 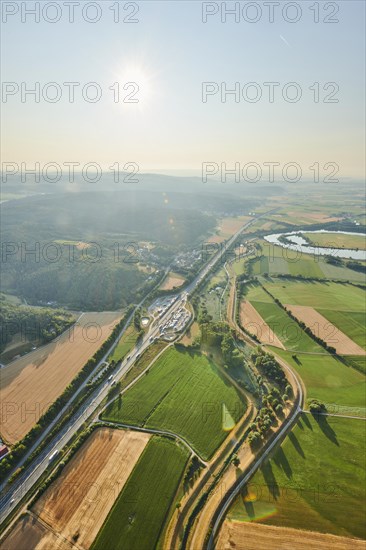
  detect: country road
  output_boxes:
[201,255,305,550]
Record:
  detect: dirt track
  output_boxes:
[217,520,366,550]
[286,305,365,356]
[0,312,121,444]
[240,301,285,349]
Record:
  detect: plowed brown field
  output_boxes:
[0,312,121,444]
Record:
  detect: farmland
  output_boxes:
[218,521,366,550]
[240,301,284,349]
[0,312,121,444]
[303,232,366,250]
[249,280,366,353]
[2,428,150,549]
[91,436,189,550]
[241,284,323,353]
[207,216,251,243]
[286,305,365,355]
[226,414,366,539]
[102,347,247,459]
[159,272,186,291]
[316,309,365,350]
[251,241,366,282]
[263,280,365,312]
[272,349,366,413]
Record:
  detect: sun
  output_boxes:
[114,63,155,110]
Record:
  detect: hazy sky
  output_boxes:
[1,1,365,179]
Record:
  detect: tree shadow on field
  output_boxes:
[235,466,244,479]
[288,432,305,458]
[241,484,255,519]
[273,447,292,479]
[302,413,313,430]
[297,418,304,430]
[314,414,339,446]
[261,461,280,500]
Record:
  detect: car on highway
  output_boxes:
[48,450,59,462]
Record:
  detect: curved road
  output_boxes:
[204,269,305,549]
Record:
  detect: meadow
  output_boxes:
[102,347,247,459]
[263,280,365,312]
[91,436,189,550]
[303,232,366,250]
[272,349,366,413]
[227,414,366,540]
[109,322,140,363]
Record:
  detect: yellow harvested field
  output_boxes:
[286,305,365,355]
[5,428,150,550]
[0,513,73,550]
[0,312,121,444]
[217,520,365,550]
[32,428,150,549]
[208,216,251,243]
[159,272,186,291]
[287,211,342,224]
[240,301,285,349]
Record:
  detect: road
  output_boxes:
[203,271,305,550]
[0,211,273,526]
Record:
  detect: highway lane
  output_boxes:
[0,210,272,525]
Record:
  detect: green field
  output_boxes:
[262,280,365,350]
[109,322,139,363]
[263,280,365,311]
[92,436,189,550]
[244,284,323,353]
[227,414,366,539]
[251,241,366,282]
[303,231,366,250]
[272,349,366,413]
[344,355,366,375]
[102,347,247,459]
[317,309,365,349]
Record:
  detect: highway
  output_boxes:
[0,210,272,527]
